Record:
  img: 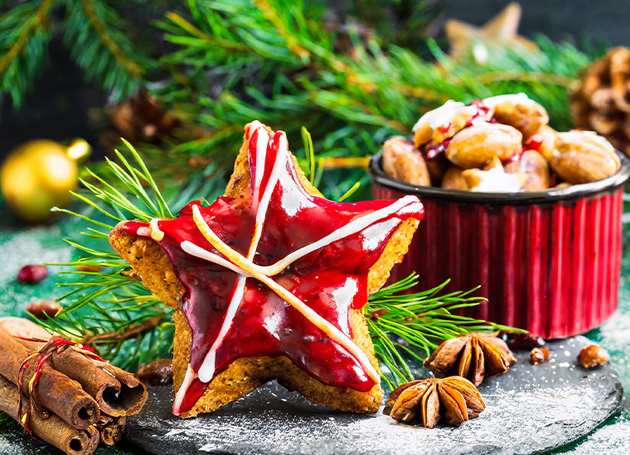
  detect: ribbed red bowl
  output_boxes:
[370,152,630,338]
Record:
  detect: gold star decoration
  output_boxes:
[445,2,538,64]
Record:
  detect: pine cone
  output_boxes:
[570,47,630,155]
[99,88,181,150]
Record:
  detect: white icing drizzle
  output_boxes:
[190,204,381,384]
[180,241,252,277]
[250,120,269,210]
[175,124,291,406]
[471,168,523,193]
[412,100,464,131]
[482,93,534,109]
[261,195,421,276]
[172,364,196,416]
[196,129,288,383]
[196,275,247,383]
[250,134,287,253]
[136,227,151,237]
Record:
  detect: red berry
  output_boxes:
[17,265,48,284]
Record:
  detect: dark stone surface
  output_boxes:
[126,336,622,455]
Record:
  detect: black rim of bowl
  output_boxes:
[369,150,630,206]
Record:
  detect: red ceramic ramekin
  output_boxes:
[370,152,630,339]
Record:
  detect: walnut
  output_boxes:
[384,376,485,427]
[423,333,517,386]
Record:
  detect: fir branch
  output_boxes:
[79,0,143,77]
[250,0,311,60]
[43,141,176,369]
[0,0,57,107]
[62,0,151,100]
[365,274,522,387]
[151,0,596,201]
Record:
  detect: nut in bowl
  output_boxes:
[371,93,630,338]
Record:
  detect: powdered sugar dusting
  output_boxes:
[127,336,622,455]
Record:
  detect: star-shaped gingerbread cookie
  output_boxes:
[109,122,424,417]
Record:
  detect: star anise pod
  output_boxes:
[423,333,517,386]
[383,377,485,428]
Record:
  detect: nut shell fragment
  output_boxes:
[529,347,550,365]
[578,345,610,369]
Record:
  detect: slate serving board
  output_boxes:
[127,336,623,455]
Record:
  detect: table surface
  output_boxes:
[0,207,628,455]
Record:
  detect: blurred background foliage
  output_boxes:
[0,0,605,204]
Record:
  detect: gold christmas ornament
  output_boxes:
[445,2,537,64]
[0,138,90,223]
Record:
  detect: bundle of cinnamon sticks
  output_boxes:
[0,317,148,455]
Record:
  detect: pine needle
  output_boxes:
[365,274,524,386]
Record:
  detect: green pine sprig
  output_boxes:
[141,0,602,201]
[42,140,176,371]
[62,0,151,100]
[0,0,56,108]
[365,274,522,388]
[0,0,169,109]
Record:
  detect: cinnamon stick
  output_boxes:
[1,318,148,417]
[0,327,100,429]
[47,348,147,417]
[0,375,99,455]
